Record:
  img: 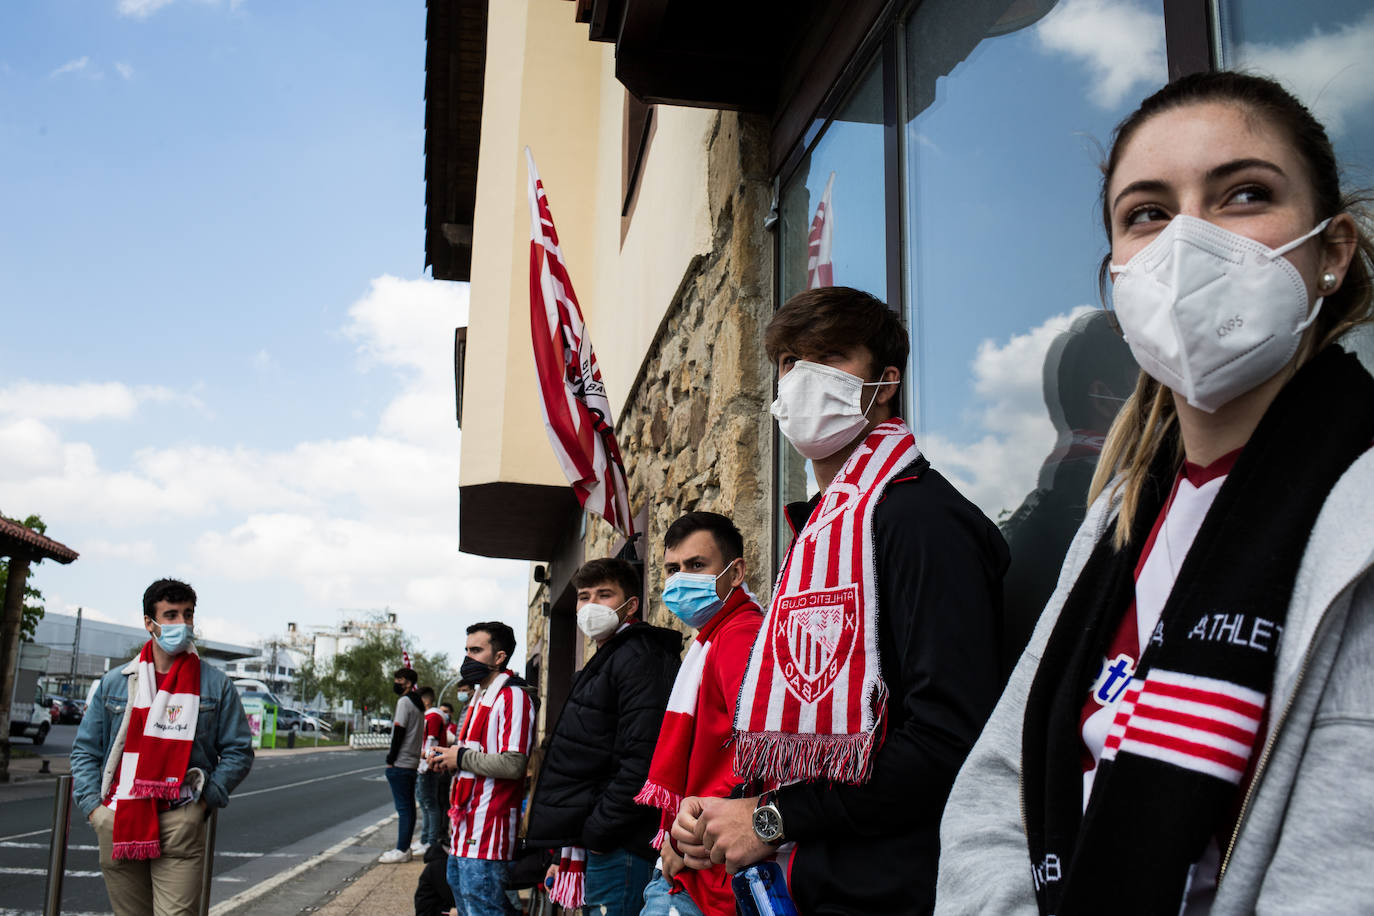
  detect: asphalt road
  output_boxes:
[0,747,397,916]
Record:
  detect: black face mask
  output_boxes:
[460,655,496,686]
[392,682,407,696]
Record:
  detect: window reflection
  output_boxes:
[902,0,1160,664]
[776,57,888,556]
[1219,1,1374,365]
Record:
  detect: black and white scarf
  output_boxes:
[1022,347,1374,915]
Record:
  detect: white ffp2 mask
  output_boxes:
[1110,214,1330,413]
[577,600,626,640]
[770,360,898,459]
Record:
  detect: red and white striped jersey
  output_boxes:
[450,676,535,861]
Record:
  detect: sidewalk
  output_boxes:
[2,749,70,784]
[311,853,427,915]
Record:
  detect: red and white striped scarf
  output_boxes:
[550,846,586,908]
[108,641,200,859]
[635,598,748,848]
[734,419,920,785]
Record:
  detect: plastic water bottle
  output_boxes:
[732,862,800,916]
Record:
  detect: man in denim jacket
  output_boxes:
[71,579,254,916]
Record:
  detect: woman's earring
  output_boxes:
[1320,272,1339,291]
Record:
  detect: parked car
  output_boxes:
[276,707,303,732]
[56,698,84,724]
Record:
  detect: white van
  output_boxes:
[8,643,51,745]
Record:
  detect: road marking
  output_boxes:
[231,764,378,799]
[0,842,293,858]
[0,910,113,916]
[0,829,50,842]
[0,867,103,877]
[206,812,395,916]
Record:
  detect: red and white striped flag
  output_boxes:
[525,148,636,537]
[402,650,411,670]
[806,171,836,289]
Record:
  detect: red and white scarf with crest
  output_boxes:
[107,641,200,859]
[734,419,920,785]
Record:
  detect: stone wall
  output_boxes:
[583,110,776,647]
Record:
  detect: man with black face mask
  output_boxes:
[379,666,425,864]
[429,622,535,916]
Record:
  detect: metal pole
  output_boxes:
[197,807,219,916]
[43,775,72,916]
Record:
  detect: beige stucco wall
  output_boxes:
[460,0,605,491]
[461,0,718,501]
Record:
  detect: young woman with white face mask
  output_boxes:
[936,72,1374,916]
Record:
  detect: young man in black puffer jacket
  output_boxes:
[526,557,682,916]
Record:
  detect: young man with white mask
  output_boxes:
[672,286,1008,915]
[636,512,764,916]
[526,557,681,916]
[71,579,253,916]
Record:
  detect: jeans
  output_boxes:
[385,766,418,851]
[417,770,443,846]
[641,870,706,916]
[446,854,511,916]
[584,847,655,916]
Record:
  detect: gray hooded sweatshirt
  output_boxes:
[935,440,1374,914]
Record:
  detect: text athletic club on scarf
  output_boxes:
[526,147,636,538]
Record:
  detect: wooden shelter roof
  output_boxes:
[0,517,78,564]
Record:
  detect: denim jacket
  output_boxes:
[70,652,254,819]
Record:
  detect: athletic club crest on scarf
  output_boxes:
[734,419,921,785]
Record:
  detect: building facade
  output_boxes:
[426,0,1374,737]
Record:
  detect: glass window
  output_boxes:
[1218,0,1374,170]
[902,0,1160,657]
[775,55,889,554]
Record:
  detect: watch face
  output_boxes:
[753,804,783,842]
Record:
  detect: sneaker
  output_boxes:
[377,848,412,864]
[410,841,428,854]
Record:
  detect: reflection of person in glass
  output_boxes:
[938,72,1374,916]
[999,310,1135,674]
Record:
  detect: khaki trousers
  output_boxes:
[91,802,208,916]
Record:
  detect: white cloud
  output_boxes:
[114,61,135,80]
[922,306,1097,519]
[50,57,92,79]
[1036,0,1165,110]
[82,539,159,564]
[1237,10,1374,140]
[117,0,244,19]
[0,276,522,658]
[117,0,177,18]
[0,381,201,421]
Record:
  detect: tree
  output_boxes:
[319,621,456,718]
[0,514,48,643]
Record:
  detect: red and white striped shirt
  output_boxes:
[450,676,534,861]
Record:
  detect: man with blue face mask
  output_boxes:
[636,512,763,916]
[71,578,253,916]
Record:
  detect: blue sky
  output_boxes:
[0,0,528,664]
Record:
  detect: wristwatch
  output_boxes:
[752,792,785,845]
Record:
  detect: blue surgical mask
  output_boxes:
[663,561,739,629]
[153,621,194,655]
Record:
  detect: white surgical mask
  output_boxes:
[577,599,628,641]
[770,360,898,459]
[1110,214,1331,413]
